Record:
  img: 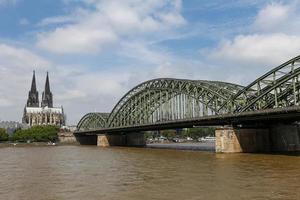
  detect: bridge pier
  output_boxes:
[97,134,110,147]
[216,124,300,153]
[97,132,146,147]
[215,127,270,153]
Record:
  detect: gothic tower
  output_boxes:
[26,71,39,107]
[41,72,53,108]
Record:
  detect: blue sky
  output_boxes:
[0,0,300,124]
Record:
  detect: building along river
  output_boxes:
[0,145,299,200]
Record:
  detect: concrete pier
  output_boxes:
[215,127,270,153]
[97,134,110,147]
[97,132,145,147]
[216,124,300,153]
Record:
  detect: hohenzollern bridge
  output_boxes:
[74,55,300,153]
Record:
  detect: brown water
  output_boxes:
[0,146,299,200]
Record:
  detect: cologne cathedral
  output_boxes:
[22,71,65,127]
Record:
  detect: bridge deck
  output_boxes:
[75,106,300,135]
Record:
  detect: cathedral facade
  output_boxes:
[22,71,65,127]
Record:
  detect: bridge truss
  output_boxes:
[77,55,300,131]
[77,113,109,131]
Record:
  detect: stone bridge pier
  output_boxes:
[216,124,300,153]
[97,132,146,147]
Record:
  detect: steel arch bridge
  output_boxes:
[77,55,300,131]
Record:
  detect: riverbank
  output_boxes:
[147,142,215,151]
[0,142,79,147]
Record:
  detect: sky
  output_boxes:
[0,0,300,125]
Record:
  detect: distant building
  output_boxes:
[22,71,65,127]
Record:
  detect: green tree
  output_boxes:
[160,129,177,139]
[187,127,215,138]
[0,128,9,141]
[11,125,59,142]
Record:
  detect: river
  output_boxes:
[0,145,299,200]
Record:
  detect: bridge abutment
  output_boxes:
[216,124,300,153]
[215,127,270,153]
[97,132,145,147]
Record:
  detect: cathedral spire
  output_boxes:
[30,70,37,92]
[26,70,39,107]
[41,72,53,108]
[45,71,50,93]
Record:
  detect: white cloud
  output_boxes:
[253,1,300,33]
[36,0,185,54]
[0,97,13,107]
[253,3,289,32]
[209,1,300,68]
[209,34,300,67]
[0,44,50,69]
[119,42,170,65]
[37,26,118,54]
[37,15,75,27]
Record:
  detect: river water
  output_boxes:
[0,146,299,200]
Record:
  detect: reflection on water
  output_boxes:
[0,146,299,200]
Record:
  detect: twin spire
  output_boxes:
[31,70,37,93]
[27,71,53,108]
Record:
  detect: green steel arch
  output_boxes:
[107,78,244,127]
[77,112,109,131]
[221,55,300,113]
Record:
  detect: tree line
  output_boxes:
[0,125,59,142]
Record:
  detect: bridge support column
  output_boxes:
[97,134,110,147]
[97,132,145,147]
[215,127,270,153]
[97,134,126,147]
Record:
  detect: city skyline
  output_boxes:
[0,0,300,124]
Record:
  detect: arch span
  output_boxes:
[106,79,244,127]
[77,112,109,131]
